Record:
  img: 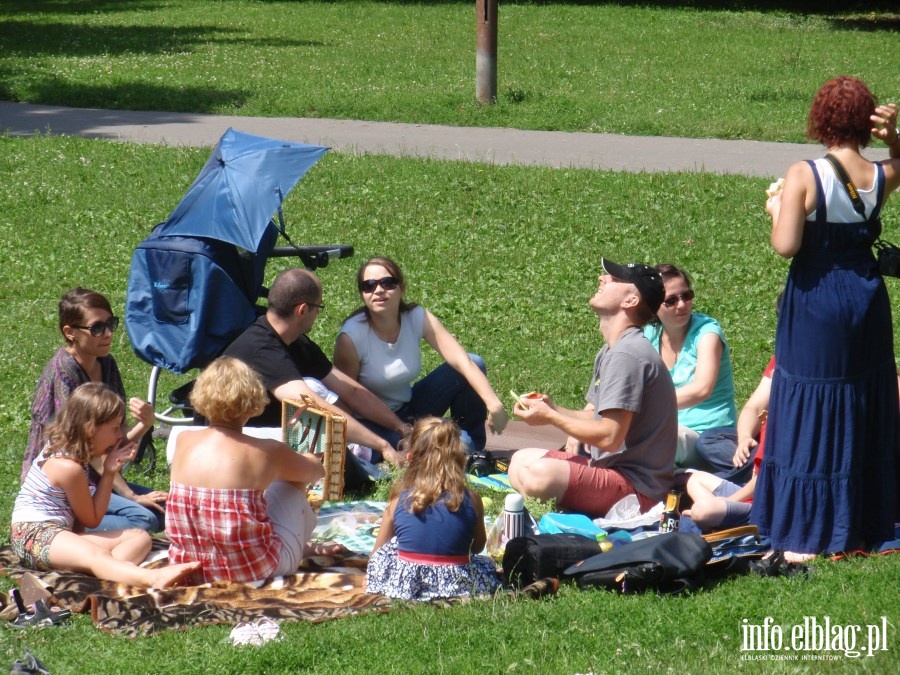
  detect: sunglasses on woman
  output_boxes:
[71,317,120,337]
[359,276,400,293]
[661,290,694,308]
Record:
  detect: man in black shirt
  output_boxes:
[225,268,407,465]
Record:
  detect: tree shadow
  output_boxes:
[0,20,324,58]
[256,0,900,15]
[0,0,169,14]
[0,76,250,115]
[827,13,900,31]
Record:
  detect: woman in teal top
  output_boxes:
[643,264,737,470]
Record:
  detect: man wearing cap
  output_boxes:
[508,258,677,517]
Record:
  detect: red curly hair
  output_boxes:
[807,76,876,149]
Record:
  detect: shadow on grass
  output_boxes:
[0,81,249,121]
[7,0,899,20]
[255,0,900,16]
[0,20,325,58]
[0,0,168,14]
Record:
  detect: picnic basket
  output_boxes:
[282,396,346,506]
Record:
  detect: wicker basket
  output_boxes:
[282,396,346,504]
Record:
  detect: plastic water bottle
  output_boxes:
[502,494,525,542]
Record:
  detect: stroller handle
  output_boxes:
[270,244,354,270]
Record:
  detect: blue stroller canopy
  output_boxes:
[157,128,328,251]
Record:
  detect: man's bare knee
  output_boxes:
[518,464,565,501]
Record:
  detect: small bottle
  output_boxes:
[659,490,682,533]
[502,494,525,542]
[595,533,614,553]
[659,490,681,533]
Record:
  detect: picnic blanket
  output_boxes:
[467,473,516,493]
[311,500,386,554]
[0,542,392,638]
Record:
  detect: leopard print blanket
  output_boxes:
[0,543,393,638]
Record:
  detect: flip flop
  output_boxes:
[749,550,814,579]
[826,550,870,562]
[10,648,51,675]
[9,594,72,630]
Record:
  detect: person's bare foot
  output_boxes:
[151,562,201,588]
[784,551,816,563]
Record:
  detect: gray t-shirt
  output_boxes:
[586,326,677,502]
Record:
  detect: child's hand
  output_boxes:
[130,397,155,428]
[733,437,758,467]
[104,442,136,474]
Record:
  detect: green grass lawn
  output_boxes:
[1,1,899,670]
[1,1,898,142]
[0,133,898,672]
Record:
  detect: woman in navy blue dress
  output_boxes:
[753,77,900,561]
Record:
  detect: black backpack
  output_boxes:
[564,533,712,594]
[502,534,601,588]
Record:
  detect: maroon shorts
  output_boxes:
[543,450,656,517]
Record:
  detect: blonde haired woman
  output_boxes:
[166,357,324,583]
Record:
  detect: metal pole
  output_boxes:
[475,0,497,104]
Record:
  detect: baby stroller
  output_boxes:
[124,128,352,472]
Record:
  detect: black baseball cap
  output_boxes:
[601,257,665,313]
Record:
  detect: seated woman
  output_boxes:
[166,357,324,584]
[642,264,737,471]
[333,257,507,460]
[23,288,165,532]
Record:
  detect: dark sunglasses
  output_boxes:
[71,316,120,337]
[662,290,695,308]
[359,276,400,293]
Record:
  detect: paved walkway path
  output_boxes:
[0,101,890,179]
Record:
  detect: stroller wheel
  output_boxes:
[123,433,158,479]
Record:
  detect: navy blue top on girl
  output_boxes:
[366,490,500,599]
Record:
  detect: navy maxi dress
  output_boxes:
[752,159,899,554]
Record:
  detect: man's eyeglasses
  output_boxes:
[71,317,120,337]
[359,276,400,293]
[306,302,325,310]
[661,290,694,308]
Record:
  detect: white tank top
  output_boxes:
[339,306,426,411]
[809,157,881,222]
[12,448,77,528]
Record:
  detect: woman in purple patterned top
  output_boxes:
[23,288,165,531]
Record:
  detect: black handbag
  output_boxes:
[822,153,899,278]
[502,533,601,588]
[874,239,900,278]
[564,532,712,594]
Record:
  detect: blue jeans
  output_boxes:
[362,354,489,456]
[88,482,163,533]
[694,426,756,486]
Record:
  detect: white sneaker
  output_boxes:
[229,617,281,646]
